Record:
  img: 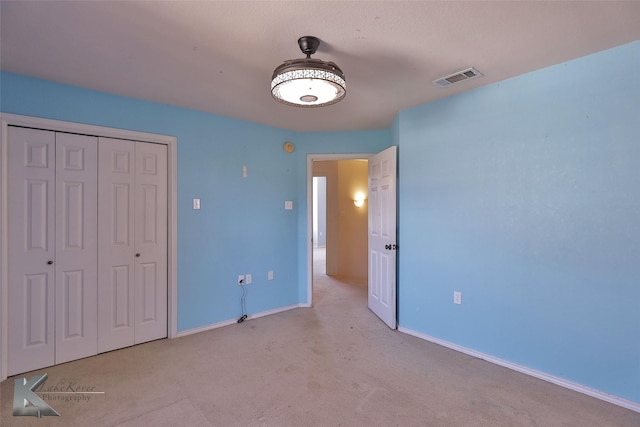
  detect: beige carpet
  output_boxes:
[1,249,638,426]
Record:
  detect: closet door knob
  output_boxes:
[135,253,141,258]
[47,260,54,265]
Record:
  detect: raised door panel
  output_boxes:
[7,127,56,375]
[134,142,167,344]
[55,133,98,364]
[97,138,136,352]
[369,184,381,301]
[378,181,393,309]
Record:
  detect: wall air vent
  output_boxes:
[433,67,483,88]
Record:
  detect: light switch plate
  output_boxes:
[193,198,201,210]
[454,291,462,304]
[285,201,293,210]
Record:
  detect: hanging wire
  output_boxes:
[237,281,248,323]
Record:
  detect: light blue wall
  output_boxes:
[0,72,391,332]
[397,41,640,403]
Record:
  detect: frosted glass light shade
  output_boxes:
[271,59,346,107]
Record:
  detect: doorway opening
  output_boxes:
[312,176,327,276]
[307,155,370,306]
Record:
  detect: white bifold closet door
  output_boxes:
[7,127,167,376]
[97,138,167,353]
[8,127,98,375]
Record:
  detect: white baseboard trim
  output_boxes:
[398,326,640,414]
[176,304,305,338]
[176,319,237,337]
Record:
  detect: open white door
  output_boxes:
[368,146,397,329]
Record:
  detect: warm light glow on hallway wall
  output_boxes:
[354,192,366,208]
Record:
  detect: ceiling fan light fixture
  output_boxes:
[271,36,346,107]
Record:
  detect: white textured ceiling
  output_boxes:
[2,1,639,132]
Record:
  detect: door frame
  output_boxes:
[0,113,178,381]
[306,153,372,306]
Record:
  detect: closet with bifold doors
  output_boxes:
[7,126,168,376]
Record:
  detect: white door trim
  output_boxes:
[305,153,372,307]
[0,113,178,381]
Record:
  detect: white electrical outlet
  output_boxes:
[267,270,274,281]
[246,274,252,284]
[238,275,245,285]
[454,291,462,305]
